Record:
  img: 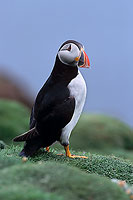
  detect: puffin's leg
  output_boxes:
[46,146,50,152]
[64,145,88,159]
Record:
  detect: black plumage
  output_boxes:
[14,55,77,157]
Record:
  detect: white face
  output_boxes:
[58,43,80,66]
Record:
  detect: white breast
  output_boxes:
[60,70,87,145]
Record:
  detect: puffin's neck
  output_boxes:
[51,56,78,84]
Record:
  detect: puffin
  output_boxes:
[13,40,90,158]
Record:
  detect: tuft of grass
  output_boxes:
[0,140,5,149]
[0,99,30,143]
[0,160,129,200]
[88,148,133,163]
[69,114,133,151]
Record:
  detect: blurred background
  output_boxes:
[0,0,133,152]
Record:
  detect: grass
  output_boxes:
[0,146,130,200]
[87,148,133,163]
[1,145,133,184]
[0,99,30,143]
[69,114,133,151]
[0,140,5,149]
[0,183,63,200]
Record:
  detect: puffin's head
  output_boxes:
[58,40,90,68]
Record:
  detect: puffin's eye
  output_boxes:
[67,44,71,51]
[60,44,71,51]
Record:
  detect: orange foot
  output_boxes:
[46,147,50,152]
[64,145,88,159]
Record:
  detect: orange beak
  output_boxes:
[78,49,90,68]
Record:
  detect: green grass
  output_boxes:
[87,148,133,163]
[0,184,63,200]
[0,140,5,149]
[0,99,30,143]
[69,114,133,151]
[1,145,133,184]
[0,147,130,200]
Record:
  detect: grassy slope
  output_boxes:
[0,163,129,200]
[70,114,133,151]
[1,145,133,184]
[0,99,30,143]
[0,146,130,200]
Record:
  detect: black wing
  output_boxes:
[33,78,76,133]
[30,106,36,129]
[35,96,75,132]
[14,74,76,142]
[13,96,75,142]
[31,93,75,131]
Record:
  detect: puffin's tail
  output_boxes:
[13,127,39,142]
[13,127,43,157]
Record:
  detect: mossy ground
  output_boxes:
[1,145,133,184]
[0,145,131,200]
